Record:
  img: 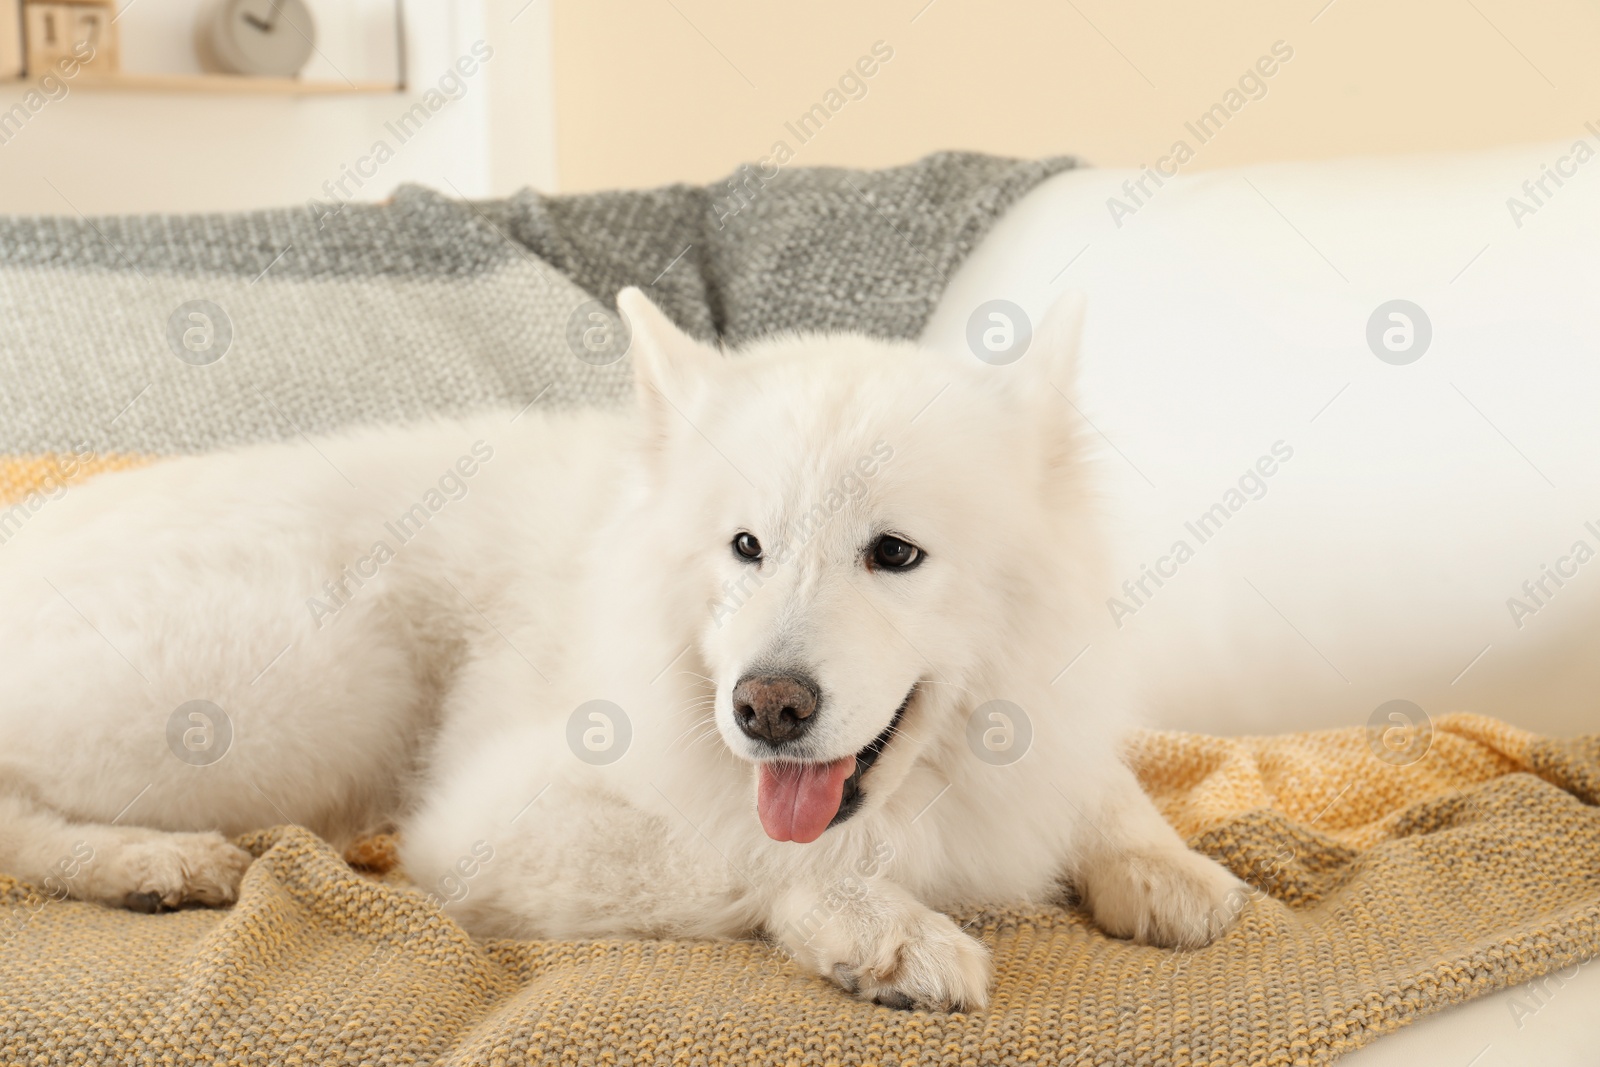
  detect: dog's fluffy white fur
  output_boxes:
[0,289,1244,1010]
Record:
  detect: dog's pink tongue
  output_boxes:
[757,757,856,843]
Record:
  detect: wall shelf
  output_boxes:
[68,72,400,95]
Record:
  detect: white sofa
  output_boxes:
[923,142,1600,1066]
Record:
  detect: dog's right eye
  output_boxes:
[732,532,763,562]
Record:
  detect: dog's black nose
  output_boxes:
[732,672,821,745]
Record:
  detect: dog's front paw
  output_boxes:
[1083,846,1248,949]
[88,830,254,911]
[823,905,991,1012]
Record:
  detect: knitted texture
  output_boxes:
[0,151,1077,456]
[2,714,1596,1065]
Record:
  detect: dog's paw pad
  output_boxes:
[123,891,165,913]
[873,989,915,1011]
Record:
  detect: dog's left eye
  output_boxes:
[732,532,763,562]
[870,534,923,571]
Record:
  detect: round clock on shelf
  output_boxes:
[195,0,317,78]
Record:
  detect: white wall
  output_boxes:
[0,0,555,215]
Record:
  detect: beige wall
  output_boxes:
[0,0,556,215]
[551,0,1600,192]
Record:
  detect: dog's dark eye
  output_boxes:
[870,535,923,572]
[733,532,763,562]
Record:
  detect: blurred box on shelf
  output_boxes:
[23,0,117,74]
[1,0,22,79]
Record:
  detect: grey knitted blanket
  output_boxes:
[0,152,1075,457]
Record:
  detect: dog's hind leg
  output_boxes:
[0,792,251,912]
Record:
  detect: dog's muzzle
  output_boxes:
[752,683,917,843]
[826,684,915,830]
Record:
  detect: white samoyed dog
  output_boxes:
[0,288,1245,1011]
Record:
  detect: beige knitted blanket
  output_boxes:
[2,713,1596,1066]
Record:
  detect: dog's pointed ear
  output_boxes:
[1025,291,1088,485]
[1027,289,1086,390]
[617,286,720,444]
